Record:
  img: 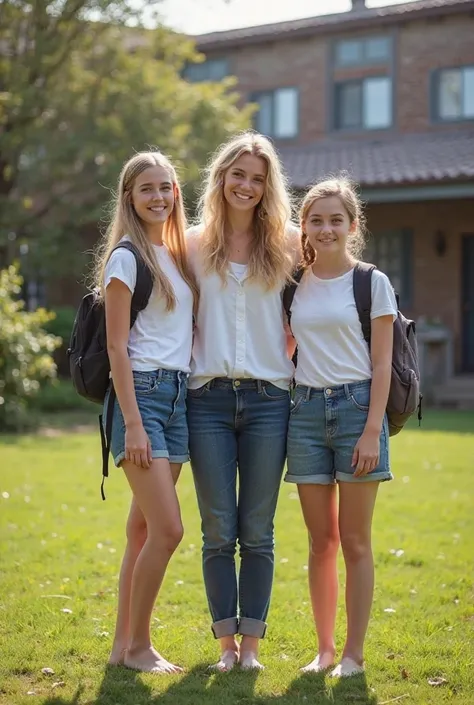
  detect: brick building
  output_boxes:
[190,0,474,403]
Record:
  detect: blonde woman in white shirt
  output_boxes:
[95,151,197,673]
[285,177,397,678]
[186,132,299,672]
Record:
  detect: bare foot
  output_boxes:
[330,656,364,678]
[239,652,264,671]
[209,649,239,672]
[108,644,126,666]
[124,645,183,674]
[301,651,335,673]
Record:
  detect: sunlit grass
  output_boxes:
[0,410,473,704]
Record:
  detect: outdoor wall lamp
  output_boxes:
[434,230,447,257]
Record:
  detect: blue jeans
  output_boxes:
[187,378,290,639]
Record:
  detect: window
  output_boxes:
[335,77,392,130]
[434,66,474,121]
[252,87,299,139]
[183,58,229,83]
[335,36,391,67]
[364,229,413,308]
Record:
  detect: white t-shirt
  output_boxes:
[290,267,398,388]
[104,240,193,372]
[187,225,300,390]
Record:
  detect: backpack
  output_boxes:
[67,240,154,498]
[283,261,422,436]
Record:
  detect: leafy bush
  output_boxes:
[27,378,95,413]
[44,306,76,343]
[0,264,62,431]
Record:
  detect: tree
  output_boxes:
[0,1,251,280]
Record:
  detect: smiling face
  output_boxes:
[303,195,356,257]
[131,165,175,230]
[223,153,267,212]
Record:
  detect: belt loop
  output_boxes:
[157,368,163,382]
[257,379,263,393]
[306,386,311,402]
[343,383,351,401]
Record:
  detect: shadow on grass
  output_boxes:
[41,662,377,705]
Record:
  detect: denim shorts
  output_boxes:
[285,379,392,485]
[103,369,189,467]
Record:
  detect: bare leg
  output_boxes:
[298,484,339,672]
[109,463,181,665]
[210,636,240,672]
[338,482,379,669]
[239,635,263,670]
[120,458,184,673]
[109,498,147,664]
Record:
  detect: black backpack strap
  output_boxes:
[283,268,305,324]
[113,241,154,326]
[353,262,376,344]
[98,384,116,501]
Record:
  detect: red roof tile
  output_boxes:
[195,0,474,50]
[278,129,474,188]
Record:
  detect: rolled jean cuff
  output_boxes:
[238,617,267,638]
[211,617,238,639]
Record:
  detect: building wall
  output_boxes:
[367,198,474,370]
[207,11,474,141]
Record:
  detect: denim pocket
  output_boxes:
[261,383,289,400]
[133,371,159,395]
[349,385,370,412]
[187,384,209,398]
[290,391,305,415]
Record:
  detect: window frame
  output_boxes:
[364,228,413,309]
[334,35,392,68]
[334,75,393,131]
[183,57,229,83]
[250,86,300,140]
[431,65,474,123]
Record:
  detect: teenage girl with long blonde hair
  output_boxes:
[186,131,300,672]
[95,151,197,673]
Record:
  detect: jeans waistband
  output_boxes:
[133,369,189,382]
[295,379,371,402]
[209,377,266,391]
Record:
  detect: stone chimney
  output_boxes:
[351,0,367,10]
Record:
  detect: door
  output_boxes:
[462,234,474,372]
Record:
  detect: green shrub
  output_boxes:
[28,378,95,412]
[0,264,62,431]
[44,306,76,343]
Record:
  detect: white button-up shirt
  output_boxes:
[187,227,299,390]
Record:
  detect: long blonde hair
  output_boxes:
[94,151,198,311]
[198,131,293,289]
[299,176,366,269]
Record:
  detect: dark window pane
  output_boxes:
[363,230,413,307]
[254,93,273,135]
[337,82,362,129]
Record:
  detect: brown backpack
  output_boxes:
[283,261,423,435]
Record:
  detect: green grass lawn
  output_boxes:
[1,410,473,705]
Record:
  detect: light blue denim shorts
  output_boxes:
[285,379,392,485]
[103,369,189,467]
